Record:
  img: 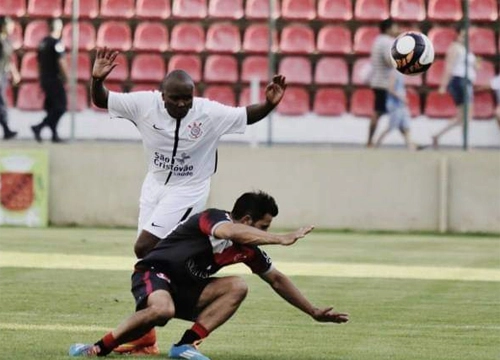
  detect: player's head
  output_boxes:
[454,22,466,43]
[48,18,63,38]
[0,16,14,36]
[380,18,398,37]
[231,191,279,231]
[161,70,195,120]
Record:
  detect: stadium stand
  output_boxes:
[204,55,238,83]
[11,20,23,50]
[404,73,423,87]
[473,91,495,119]
[427,0,463,21]
[130,83,159,92]
[278,56,312,85]
[23,20,49,50]
[27,0,63,18]
[100,0,135,19]
[133,22,169,52]
[468,27,496,56]
[242,23,278,53]
[424,91,457,118]
[16,82,45,111]
[170,23,205,53]
[66,83,89,111]
[354,0,389,21]
[281,0,316,20]
[62,21,96,51]
[351,57,371,86]
[245,0,280,19]
[135,0,171,20]
[96,21,132,51]
[276,86,310,115]
[203,85,236,106]
[0,0,26,17]
[172,0,208,19]
[279,24,315,54]
[427,27,457,55]
[241,56,270,83]
[475,60,495,87]
[317,0,353,21]
[105,53,129,82]
[63,0,99,19]
[208,0,244,20]
[313,88,347,116]
[5,84,14,107]
[130,54,166,83]
[316,25,352,54]
[406,87,421,117]
[424,59,445,87]
[205,22,241,53]
[68,52,91,81]
[350,88,375,117]
[239,86,266,106]
[469,0,498,22]
[314,57,349,85]
[353,26,380,54]
[390,0,426,21]
[20,52,39,81]
[168,55,202,82]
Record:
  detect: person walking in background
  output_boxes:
[432,23,477,149]
[490,74,500,129]
[31,18,68,143]
[0,16,20,140]
[367,18,399,147]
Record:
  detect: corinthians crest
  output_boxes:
[188,122,203,139]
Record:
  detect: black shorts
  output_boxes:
[447,76,472,106]
[373,88,388,114]
[131,268,212,321]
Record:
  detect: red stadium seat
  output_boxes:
[314,57,348,85]
[172,0,207,19]
[350,88,374,117]
[96,21,132,51]
[242,24,278,53]
[317,0,353,21]
[427,27,457,56]
[278,56,312,85]
[16,82,45,111]
[64,0,99,18]
[136,0,171,20]
[245,0,280,19]
[11,21,23,50]
[27,0,63,18]
[239,86,266,106]
[425,59,444,87]
[406,87,421,117]
[277,86,309,115]
[404,73,423,87]
[0,0,26,17]
[427,0,462,21]
[66,83,89,111]
[106,53,129,82]
[168,55,202,82]
[281,0,316,20]
[208,0,244,19]
[313,88,347,116]
[170,23,205,53]
[317,25,352,55]
[100,0,135,19]
[354,0,389,21]
[203,85,236,106]
[130,83,159,92]
[23,20,49,50]
[133,22,169,52]
[241,56,269,83]
[20,52,39,81]
[424,91,457,118]
[473,91,495,119]
[66,52,91,81]
[469,27,496,56]
[62,21,96,51]
[131,54,166,83]
[353,26,380,54]
[390,0,425,21]
[351,57,370,85]
[469,0,498,22]
[205,23,241,53]
[475,60,495,87]
[279,24,315,54]
[204,55,238,83]
[5,84,14,107]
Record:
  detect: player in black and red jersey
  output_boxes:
[69,191,349,360]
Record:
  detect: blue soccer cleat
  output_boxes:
[68,343,100,357]
[168,343,211,360]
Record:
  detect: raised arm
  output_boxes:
[245,75,287,125]
[91,47,119,109]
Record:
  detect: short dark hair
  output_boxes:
[379,18,394,33]
[231,191,279,221]
[0,16,7,33]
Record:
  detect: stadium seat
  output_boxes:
[239,86,266,106]
[96,21,132,51]
[279,24,315,54]
[317,0,353,21]
[241,56,269,83]
[351,57,370,85]
[0,0,26,17]
[20,52,39,81]
[63,0,99,18]
[106,53,129,82]
[203,85,236,106]
[23,20,49,50]
[130,83,160,92]
[278,56,312,85]
[475,60,495,87]
[205,23,241,53]
[473,91,495,119]
[406,87,421,117]
[131,54,166,83]
[350,88,374,117]
[425,59,444,87]
[208,0,244,19]
[242,24,278,53]
[168,55,202,82]
[133,22,169,52]
[404,73,423,87]
[390,0,425,21]
[469,27,496,56]
[427,0,462,21]
[427,27,457,56]
[276,86,309,115]
[27,0,63,18]
[66,52,91,81]
[245,0,280,19]
[100,0,135,19]
[66,83,89,111]
[424,91,457,118]
[170,23,205,53]
[62,21,96,51]
[316,25,352,54]
[281,0,316,20]
[204,55,238,83]
[11,20,23,50]
[354,0,389,21]
[136,0,171,20]
[172,0,207,19]
[353,26,380,54]
[469,0,498,22]
[313,88,347,116]
[16,82,45,111]
[314,57,349,85]
[5,84,14,107]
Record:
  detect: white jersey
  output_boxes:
[108,91,247,187]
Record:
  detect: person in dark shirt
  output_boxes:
[69,191,349,360]
[31,18,68,143]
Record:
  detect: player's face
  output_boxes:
[162,82,194,119]
[250,213,274,232]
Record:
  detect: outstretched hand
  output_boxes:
[92,47,119,80]
[281,225,314,246]
[312,307,349,324]
[265,75,287,106]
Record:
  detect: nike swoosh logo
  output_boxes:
[151,222,164,228]
[153,124,164,130]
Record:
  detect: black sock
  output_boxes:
[175,329,201,346]
[94,340,113,357]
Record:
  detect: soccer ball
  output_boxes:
[390,31,435,75]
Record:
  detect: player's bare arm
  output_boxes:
[91,47,119,109]
[213,222,313,246]
[245,75,287,125]
[260,268,349,324]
